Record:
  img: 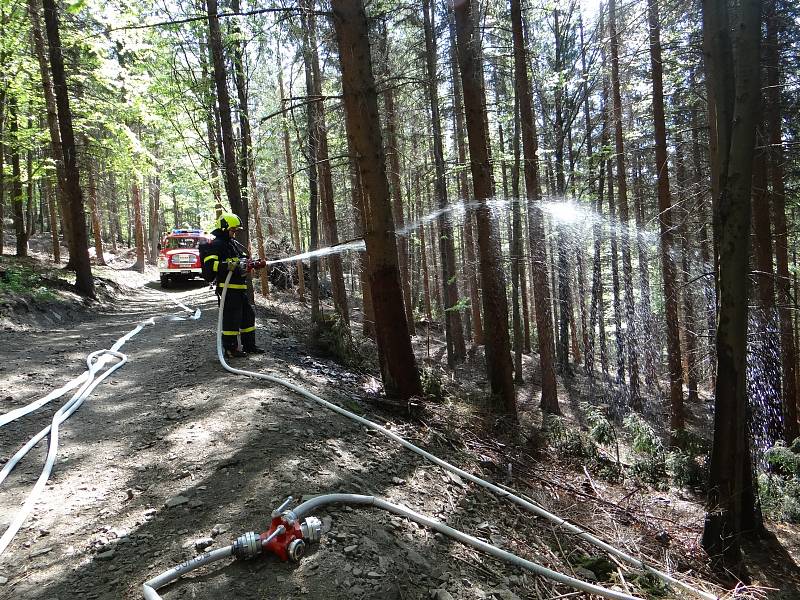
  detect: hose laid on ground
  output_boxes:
[141,493,643,600]
[294,494,643,600]
[0,297,200,557]
[142,546,233,600]
[215,272,716,600]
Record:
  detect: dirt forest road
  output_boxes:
[0,277,528,600]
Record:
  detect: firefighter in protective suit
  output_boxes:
[203,212,265,358]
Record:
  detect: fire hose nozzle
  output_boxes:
[246,258,267,272]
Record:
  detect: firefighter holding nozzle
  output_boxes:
[201,212,266,359]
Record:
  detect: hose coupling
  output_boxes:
[300,517,322,544]
[287,538,306,561]
[232,531,261,560]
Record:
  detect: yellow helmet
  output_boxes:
[216,212,242,231]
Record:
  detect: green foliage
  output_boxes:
[420,366,447,401]
[671,428,710,456]
[759,438,800,523]
[582,403,616,445]
[444,296,471,313]
[0,266,56,302]
[764,442,800,477]
[759,473,800,523]
[572,553,615,582]
[312,315,365,369]
[627,572,671,598]
[665,429,709,489]
[544,415,598,461]
[623,414,663,455]
[623,415,667,485]
[666,449,707,489]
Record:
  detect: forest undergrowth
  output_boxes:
[2,249,799,599]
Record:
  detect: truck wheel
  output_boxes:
[160,275,170,288]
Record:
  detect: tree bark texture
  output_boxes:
[423,0,466,366]
[448,14,483,345]
[306,0,350,327]
[701,0,762,568]
[511,0,558,414]
[132,178,145,273]
[648,0,684,433]
[86,150,106,266]
[277,48,306,301]
[42,0,93,296]
[331,0,422,400]
[10,98,27,257]
[766,0,799,442]
[609,0,641,404]
[301,7,321,323]
[455,0,516,416]
[206,0,245,223]
[28,0,70,261]
[379,27,415,337]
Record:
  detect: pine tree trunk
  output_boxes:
[86,151,106,266]
[168,186,176,228]
[674,130,700,405]
[229,0,268,297]
[26,121,35,238]
[750,131,783,441]
[454,0,516,416]
[277,49,305,301]
[417,171,433,322]
[510,97,524,382]
[648,0,684,432]
[147,175,159,264]
[691,102,717,388]
[607,156,625,385]
[306,0,349,327]
[632,148,657,388]
[45,178,60,262]
[132,178,145,273]
[200,29,222,207]
[206,0,245,222]
[609,0,641,405]
[41,0,94,295]
[766,0,799,442]
[346,130,374,336]
[701,0,762,567]
[448,12,483,346]
[249,174,270,297]
[0,87,5,255]
[28,0,70,261]
[10,98,27,257]
[380,27,415,337]
[511,0,558,413]
[590,158,609,380]
[330,0,422,400]
[301,7,321,323]
[106,176,117,253]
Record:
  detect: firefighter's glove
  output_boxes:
[226,259,239,273]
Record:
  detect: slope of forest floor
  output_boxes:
[0,249,799,600]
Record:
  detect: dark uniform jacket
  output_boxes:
[202,232,249,291]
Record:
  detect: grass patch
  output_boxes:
[760,438,800,523]
[0,264,58,302]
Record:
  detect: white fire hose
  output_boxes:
[0,297,200,557]
[139,273,715,600]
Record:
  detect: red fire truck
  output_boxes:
[156,228,213,288]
